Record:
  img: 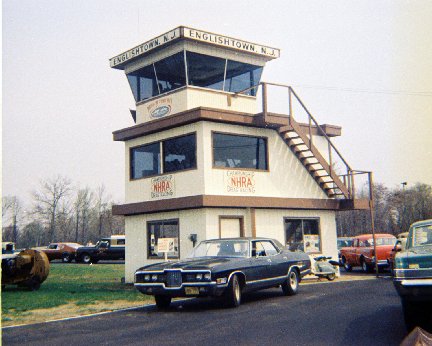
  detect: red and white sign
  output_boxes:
[225,171,256,193]
[151,175,175,199]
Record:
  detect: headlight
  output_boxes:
[144,274,151,281]
[216,277,227,285]
[196,273,203,280]
[204,273,211,280]
[151,274,158,281]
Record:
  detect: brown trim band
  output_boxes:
[112,195,369,216]
[113,107,341,142]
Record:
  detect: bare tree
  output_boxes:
[32,175,71,243]
[94,184,110,238]
[2,196,22,243]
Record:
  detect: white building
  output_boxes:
[110,27,371,282]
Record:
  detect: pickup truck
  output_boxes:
[340,234,396,272]
[75,235,125,264]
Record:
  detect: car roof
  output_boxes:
[353,234,396,239]
[410,219,432,228]
[202,237,276,242]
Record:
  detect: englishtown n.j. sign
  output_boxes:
[110,26,280,68]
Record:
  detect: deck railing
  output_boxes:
[234,82,373,201]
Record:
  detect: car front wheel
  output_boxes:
[282,269,299,296]
[224,274,242,307]
[341,257,352,272]
[155,295,172,309]
[361,259,371,273]
[82,254,92,264]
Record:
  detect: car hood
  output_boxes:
[136,257,240,272]
[397,246,432,269]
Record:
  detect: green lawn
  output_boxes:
[1,263,152,326]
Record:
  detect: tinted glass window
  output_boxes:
[127,52,186,102]
[163,134,196,173]
[131,142,161,179]
[154,52,186,94]
[225,60,263,96]
[127,64,158,101]
[213,133,267,170]
[148,219,179,259]
[186,52,225,90]
[285,219,321,253]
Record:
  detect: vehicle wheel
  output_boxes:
[62,252,72,263]
[327,273,336,281]
[341,257,352,272]
[82,253,92,264]
[224,275,242,307]
[282,269,299,296]
[361,259,370,273]
[155,295,172,309]
[28,276,41,291]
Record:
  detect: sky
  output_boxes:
[2,0,432,207]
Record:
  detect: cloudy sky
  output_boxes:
[3,0,432,206]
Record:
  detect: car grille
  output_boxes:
[166,271,182,287]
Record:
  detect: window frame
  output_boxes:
[211,131,269,172]
[129,132,197,181]
[147,218,180,260]
[283,217,322,254]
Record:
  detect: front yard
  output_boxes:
[1,263,152,326]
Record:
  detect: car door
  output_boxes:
[259,240,285,278]
[246,241,272,287]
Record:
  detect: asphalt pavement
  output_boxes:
[2,276,407,346]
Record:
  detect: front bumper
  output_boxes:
[393,278,432,301]
[134,282,227,297]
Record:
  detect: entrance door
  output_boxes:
[219,216,244,238]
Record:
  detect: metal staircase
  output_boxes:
[235,82,372,202]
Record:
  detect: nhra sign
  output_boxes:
[151,175,175,199]
[225,171,256,193]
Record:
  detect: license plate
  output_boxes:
[185,287,199,295]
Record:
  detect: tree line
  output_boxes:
[2,175,124,248]
[336,182,432,237]
[3,176,432,248]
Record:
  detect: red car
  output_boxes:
[340,234,397,272]
[40,243,82,263]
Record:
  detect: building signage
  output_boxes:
[147,97,173,119]
[110,27,181,68]
[183,27,280,58]
[225,171,256,193]
[110,26,280,68]
[151,175,175,199]
[157,238,176,253]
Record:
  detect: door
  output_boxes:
[219,217,244,238]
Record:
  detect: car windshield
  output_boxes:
[412,224,432,247]
[337,239,352,249]
[188,240,250,258]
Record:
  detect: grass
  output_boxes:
[1,263,152,326]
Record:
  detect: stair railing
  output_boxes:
[233,82,372,200]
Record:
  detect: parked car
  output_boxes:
[39,242,82,263]
[75,235,125,264]
[337,237,353,260]
[393,219,432,331]
[134,237,311,309]
[388,232,409,272]
[339,234,397,272]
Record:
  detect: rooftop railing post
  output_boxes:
[288,87,293,127]
[262,83,268,123]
